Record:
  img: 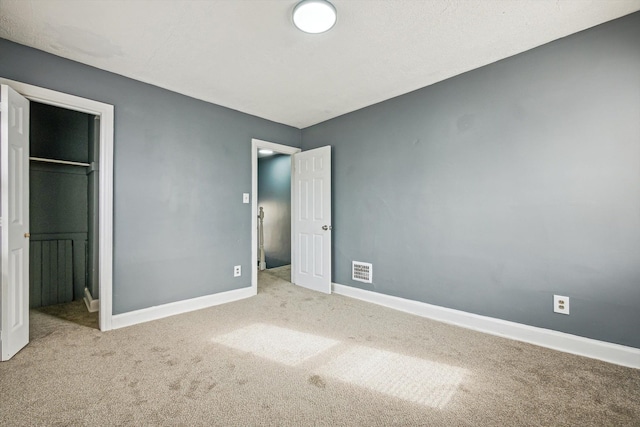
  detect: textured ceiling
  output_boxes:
[1,0,639,128]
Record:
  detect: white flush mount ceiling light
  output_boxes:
[293,0,337,34]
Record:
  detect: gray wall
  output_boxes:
[0,38,301,314]
[258,154,291,268]
[302,12,640,348]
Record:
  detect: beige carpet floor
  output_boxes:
[1,265,639,426]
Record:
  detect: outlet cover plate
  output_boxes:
[234,265,242,277]
[554,295,570,315]
[243,193,250,203]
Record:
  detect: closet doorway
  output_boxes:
[1,77,114,347]
[29,102,100,328]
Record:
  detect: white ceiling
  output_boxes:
[1,0,639,129]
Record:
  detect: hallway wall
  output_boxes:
[258,154,291,268]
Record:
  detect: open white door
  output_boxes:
[292,146,332,294]
[0,84,30,361]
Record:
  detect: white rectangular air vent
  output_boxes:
[352,261,372,284]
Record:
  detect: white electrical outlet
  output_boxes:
[554,295,570,315]
[234,265,242,277]
[243,193,250,204]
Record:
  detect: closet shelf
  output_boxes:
[29,157,90,167]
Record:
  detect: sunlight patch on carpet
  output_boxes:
[212,323,339,366]
[317,346,467,408]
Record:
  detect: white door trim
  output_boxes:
[251,139,300,293]
[0,77,114,331]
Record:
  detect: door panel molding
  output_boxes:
[291,146,332,294]
[1,84,30,360]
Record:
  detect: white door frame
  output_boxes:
[251,138,300,293]
[0,77,114,331]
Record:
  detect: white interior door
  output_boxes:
[292,146,331,294]
[1,84,30,361]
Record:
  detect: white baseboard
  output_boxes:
[111,286,256,330]
[83,287,99,313]
[332,283,640,369]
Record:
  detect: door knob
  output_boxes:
[24,232,30,238]
[322,225,332,231]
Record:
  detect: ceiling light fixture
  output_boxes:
[259,149,274,155]
[293,0,337,34]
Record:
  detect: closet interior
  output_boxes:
[29,101,100,312]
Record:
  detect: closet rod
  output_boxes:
[29,157,90,167]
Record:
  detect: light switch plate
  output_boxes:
[243,193,250,203]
